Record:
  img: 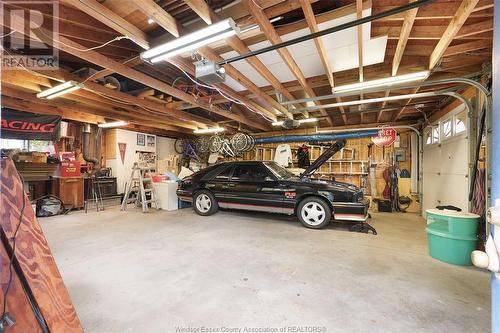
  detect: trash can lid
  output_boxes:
[426,208,480,219]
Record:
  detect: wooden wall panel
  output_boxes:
[245,133,415,199]
[105,128,117,159]
[0,159,83,332]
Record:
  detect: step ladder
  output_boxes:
[121,162,159,213]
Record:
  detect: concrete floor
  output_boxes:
[41,207,490,333]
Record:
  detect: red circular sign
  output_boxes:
[371,127,397,147]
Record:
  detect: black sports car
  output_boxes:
[177,140,374,232]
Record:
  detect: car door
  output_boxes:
[219,163,284,213]
[204,164,234,201]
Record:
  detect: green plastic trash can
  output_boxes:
[425,209,480,266]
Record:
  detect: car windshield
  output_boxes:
[264,162,299,180]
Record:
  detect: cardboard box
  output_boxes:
[31,152,47,163]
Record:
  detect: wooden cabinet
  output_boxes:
[52,177,84,209]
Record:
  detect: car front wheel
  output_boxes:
[297,197,331,229]
[193,190,218,216]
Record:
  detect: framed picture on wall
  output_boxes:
[137,133,145,146]
[147,135,155,148]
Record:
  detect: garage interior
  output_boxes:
[0,0,498,332]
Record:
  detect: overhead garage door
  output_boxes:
[422,108,469,213]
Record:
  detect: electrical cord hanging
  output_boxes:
[34,27,131,52]
[3,32,274,123]
[2,28,131,52]
[169,61,275,122]
[250,0,264,9]
[0,30,17,38]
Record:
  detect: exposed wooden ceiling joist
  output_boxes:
[392,0,482,121]
[132,0,181,37]
[0,0,493,131]
[243,0,334,126]
[3,9,270,132]
[298,0,349,125]
[92,0,286,119]
[184,0,299,115]
[65,0,281,123]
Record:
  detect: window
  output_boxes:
[29,140,55,153]
[432,126,440,143]
[214,166,233,180]
[442,118,452,138]
[0,139,55,153]
[0,138,27,150]
[231,164,270,182]
[454,111,466,134]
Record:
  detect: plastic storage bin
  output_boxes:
[425,209,479,266]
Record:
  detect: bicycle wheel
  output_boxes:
[195,136,210,153]
[209,135,223,153]
[244,134,255,151]
[174,138,187,154]
[230,133,248,152]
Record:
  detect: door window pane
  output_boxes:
[232,165,269,181]
[442,119,452,138]
[432,126,440,143]
[455,112,466,134]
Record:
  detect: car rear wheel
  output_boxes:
[193,190,218,216]
[297,197,331,229]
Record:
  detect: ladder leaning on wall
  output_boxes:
[121,162,159,213]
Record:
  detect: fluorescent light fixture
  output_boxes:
[141,19,239,63]
[240,16,283,34]
[299,118,318,124]
[272,118,318,126]
[98,120,129,128]
[331,71,430,94]
[193,127,225,134]
[294,91,439,112]
[37,81,83,99]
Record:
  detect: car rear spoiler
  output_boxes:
[299,140,346,178]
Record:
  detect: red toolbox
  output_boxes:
[57,161,81,177]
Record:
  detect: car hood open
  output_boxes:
[300,139,346,178]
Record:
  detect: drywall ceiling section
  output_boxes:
[224,76,246,91]
[330,35,388,72]
[220,6,388,92]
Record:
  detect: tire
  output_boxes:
[297,197,331,229]
[193,190,219,216]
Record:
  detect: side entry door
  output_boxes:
[221,163,284,213]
